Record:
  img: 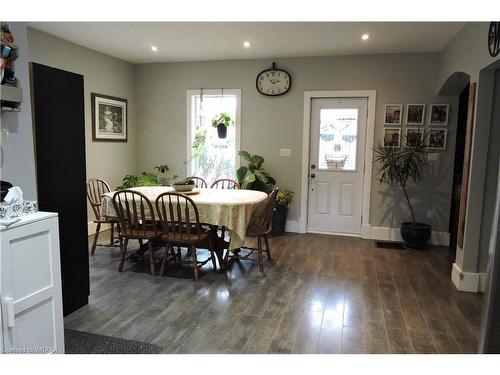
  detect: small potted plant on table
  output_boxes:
[374,132,431,248]
[211,112,234,139]
[272,188,293,236]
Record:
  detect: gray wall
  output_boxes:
[438,23,498,85]
[478,69,500,272]
[0,23,37,200]
[135,53,457,231]
[27,28,138,221]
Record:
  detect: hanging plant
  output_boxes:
[192,128,207,159]
[211,112,234,139]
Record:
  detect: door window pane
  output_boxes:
[318,108,358,171]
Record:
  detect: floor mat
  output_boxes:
[64,329,162,354]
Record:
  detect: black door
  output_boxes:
[448,83,470,259]
[30,63,89,316]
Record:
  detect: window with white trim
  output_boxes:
[186,89,241,183]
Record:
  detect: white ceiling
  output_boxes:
[28,22,465,64]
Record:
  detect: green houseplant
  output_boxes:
[117,172,158,190]
[236,151,276,192]
[116,164,178,190]
[373,131,430,248]
[211,112,234,139]
[272,188,294,236]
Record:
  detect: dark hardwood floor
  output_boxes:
[64,232,484,353]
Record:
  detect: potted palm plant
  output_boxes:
[236,151,276,192]
[373,132,431,248]
[211,112,234,139]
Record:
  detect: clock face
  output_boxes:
[256,68,291,96]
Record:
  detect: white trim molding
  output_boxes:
[451,262,481,292]
[300,90,376,235]
[363,224,449,246]
[478,272,488,293]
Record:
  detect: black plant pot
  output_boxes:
[249,180,268,192]
[217,123,227,138]
[272,204,288,236]
[400,222,431,249]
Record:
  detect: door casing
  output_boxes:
[300,90,376,237]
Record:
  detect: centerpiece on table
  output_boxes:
[172,178,196,192]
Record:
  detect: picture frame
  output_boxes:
[427,128,448,150]
[91,93,128,142]
[405,104,425,125]
[384,104,403,125]
[405,127,424,147]
[383,128,401,148]
[429,104,449,125]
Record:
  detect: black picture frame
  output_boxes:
[91,93,128,142]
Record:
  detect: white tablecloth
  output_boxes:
[100,186,268,249]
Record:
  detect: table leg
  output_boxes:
[209,225,230,272]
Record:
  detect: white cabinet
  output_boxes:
[0,212,64,354]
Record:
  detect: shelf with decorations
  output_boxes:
[1,22,22,113]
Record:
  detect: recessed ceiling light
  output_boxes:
[151,45,158,52]
[243,41,251,48]
[361,33,370,41]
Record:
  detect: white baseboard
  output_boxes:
[361,224,372,239]
[285,219,307,233]
[451,262,481,292]
[285,219,299,233]
[368,225,450,247]
[288,221,449,246]
[478,272,488,293]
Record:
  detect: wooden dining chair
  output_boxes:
[188,176,208,188]
[112,190,163,275]
[225,187,278,272]
[86,178,120,255]
[211,178,240,189]
[156,192,217,281]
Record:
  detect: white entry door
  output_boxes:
[307,97,368,235]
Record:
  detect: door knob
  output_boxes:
[310,173,315,178]
[311,164,316,169]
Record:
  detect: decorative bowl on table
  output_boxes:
[172,179,196,192]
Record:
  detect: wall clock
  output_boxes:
[488,22,500,57]
[256,62,291,96]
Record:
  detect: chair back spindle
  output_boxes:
[211,178,240,189]
[247,187,279,235]
[188,176,208,188]
[156,192,204,242]
[112,190,157,237]
[86,178,111,221]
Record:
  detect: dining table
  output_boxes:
[99,186,268,268]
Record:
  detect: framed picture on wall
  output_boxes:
[429,104,449,125]
[384,104,403,125]
[383,128,401,148]
[405,104,425,125]
[91,93,128,142]
[427,128,448,150]
[405,127,424,147]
